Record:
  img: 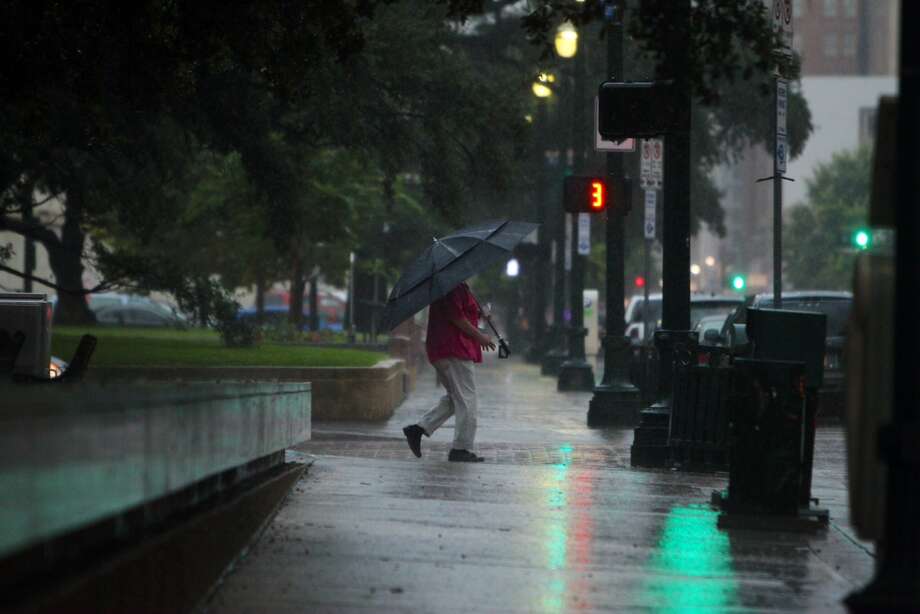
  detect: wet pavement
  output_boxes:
[203,354,874,613]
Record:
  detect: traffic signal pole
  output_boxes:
[588,2,641,425]
[629,0,691,467]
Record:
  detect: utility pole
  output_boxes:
[588,0,641,425]
[557,42,595,391]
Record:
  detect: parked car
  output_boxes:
[236,305,343,332]
[723,290,853,417]
[625,293,744,345]
[695,313,732,346]
[94,303,187,328]
[625,293,743,388]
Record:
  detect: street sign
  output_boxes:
[643,190,656,239]
[640,139,664,190]
[577,213,591,255]
[594,97,636,152]
[772,0,793,57]
[775,78,788,173]
[776,78,788,137]
[565,213,572,271]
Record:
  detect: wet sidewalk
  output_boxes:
[203,355,874,613]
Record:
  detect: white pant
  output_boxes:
[418,358,478,450]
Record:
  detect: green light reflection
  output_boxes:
[541,445,573,612]
[641,505,738,613]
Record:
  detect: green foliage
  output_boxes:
[785,146,872,290]
[51,327,386,367]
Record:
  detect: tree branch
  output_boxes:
[0,263,113,295]
[0,214,61,247]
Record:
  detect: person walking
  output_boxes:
[403,281,495,462]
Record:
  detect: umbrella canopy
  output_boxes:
[379,219,538,332]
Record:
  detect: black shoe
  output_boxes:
[448,449,484,463]
[403,425,424,458]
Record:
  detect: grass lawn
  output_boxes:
[52,326,388,368]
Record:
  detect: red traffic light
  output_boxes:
[634,275,645,288]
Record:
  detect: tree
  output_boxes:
[785,146,871,290]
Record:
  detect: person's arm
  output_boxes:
[450,317,496,352]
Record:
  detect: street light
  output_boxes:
[505,258,520,277]
[554,22,578,59]
[532,72,555,99]
[705,256,716,267]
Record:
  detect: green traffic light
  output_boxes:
[853,228,871,250]
[730,275,746,292]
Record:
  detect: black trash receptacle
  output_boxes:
[746,307,826,507]
[724,358,809,515]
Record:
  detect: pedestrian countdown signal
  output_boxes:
[563,176,607,213]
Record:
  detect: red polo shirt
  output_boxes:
[426,282,482,364]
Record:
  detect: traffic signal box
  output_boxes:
[597,80,686,140]
[563,176,632,214]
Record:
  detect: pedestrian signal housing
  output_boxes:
[563,177,633,214]
[597,80,686,139]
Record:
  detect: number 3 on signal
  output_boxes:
[590,181,605,210]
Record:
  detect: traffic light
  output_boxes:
[852,228,871,250]
[563,176,632,214]
[729,274,747,293]
[597,80,687,139]
[634,275,646,288]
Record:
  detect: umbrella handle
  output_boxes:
[469,290,511,359]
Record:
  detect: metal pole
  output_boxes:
[558,39,595,392]
[773,78,783,309]
[347,251,356,344]
[527,101,550,362]
[629,0,691,467]
[588,1,640,425]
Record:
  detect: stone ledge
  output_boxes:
[89,358,407,421]
[0,380,310,560]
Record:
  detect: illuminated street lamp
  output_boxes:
[554,22,578,59]
[705,256,716,267]
[532,72,555,98]
[505,258,520,277]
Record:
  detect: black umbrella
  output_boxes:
[379,219,538,354]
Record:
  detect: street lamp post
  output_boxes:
[587,0,641,426]
[557,27,595,392]
[526,73,554,363]
[541,25,579,376]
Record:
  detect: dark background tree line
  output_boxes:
[1,0,811,336]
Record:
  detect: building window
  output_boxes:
[824,32,839,57]
[843,0,857,18]
[843,32,857,57]
[824,0,838,18]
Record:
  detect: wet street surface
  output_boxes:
[203,355,874,613]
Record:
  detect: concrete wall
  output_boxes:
[0,380,310,559]
[89,358,407,421]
